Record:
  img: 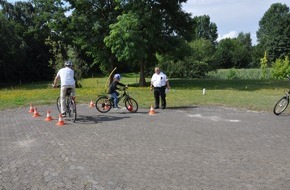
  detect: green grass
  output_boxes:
[0,76,289,112]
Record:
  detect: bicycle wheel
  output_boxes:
[273,96,289,115]
[95,96,112,113]
[56,97,61,113]
[68,99,77,122]
[125,97,138,113]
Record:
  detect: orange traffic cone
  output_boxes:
[148,105,156,115]
[45,110,53,121]
[89,100,95,108]
[33,107,40,117]
[56,114,65,126]
[29,103,34,113]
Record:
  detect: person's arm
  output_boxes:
[115,81,126,90]
[53,75,59,88]
[166,80,170,89]
[150,74,155,91]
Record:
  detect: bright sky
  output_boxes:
[182,0,290,44]
[6,0,290,45]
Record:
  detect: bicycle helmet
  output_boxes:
[65,60,73,67]
[113,74,121,80]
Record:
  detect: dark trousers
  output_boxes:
[154,86,166,108]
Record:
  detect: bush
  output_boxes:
[207,68,271,79]
[271,56,290,79]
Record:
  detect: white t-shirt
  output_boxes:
[56,67,75,86]
[151,72,168,87]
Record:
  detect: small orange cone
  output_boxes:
[29,103,34,113]
[33,107,40,117]
[56,114,65,126]
[148,105,156,115]
[45,110,53,121]
[89,100,95,108]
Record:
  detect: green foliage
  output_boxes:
[271,56,290,79]
[257,3,290,62]
[260,51,268,79]
[214,33,252,69]
[207,68,272,80]
[226,69,237,79]
[193,15,218,44]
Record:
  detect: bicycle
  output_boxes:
[273,76,290,115]
[95,87,138,113]
[56,87,77,122]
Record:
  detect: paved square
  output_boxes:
[1,104,290,189]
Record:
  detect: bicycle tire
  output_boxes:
[68,98,77,122]
[96,96,112,113]
[56,97,61,113]
[125,97,138,113]
[273,96,289,115]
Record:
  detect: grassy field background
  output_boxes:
[1,72,290,112]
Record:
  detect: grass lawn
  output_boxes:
[0,77,289,112]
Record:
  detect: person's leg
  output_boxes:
[70,86,76,98]
[160,86,166,109]
[111,93,118,108]
[60,87,67,115]
[154,88,160,108]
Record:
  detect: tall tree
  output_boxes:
[65,0,121,77]
[214,33,253,69]
[0,0,54,83]
[257,3,290,62]
[105,0,194,86]
[193,15,218,44]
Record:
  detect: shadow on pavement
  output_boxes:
[75,114,131,124]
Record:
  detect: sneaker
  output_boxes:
[154,106,159,109]
[61,113,66,117]
[113,107,120,110]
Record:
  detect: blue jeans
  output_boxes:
[110,92,118,108]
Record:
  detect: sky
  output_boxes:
[6,0,290,45]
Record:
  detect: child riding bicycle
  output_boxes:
[108,74,127,109]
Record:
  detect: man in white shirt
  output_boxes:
[53,60,75,117]
[150,67,170,109]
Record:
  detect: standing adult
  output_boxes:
[150,67,170,109]
[53,60,75,117]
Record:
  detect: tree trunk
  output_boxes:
[139,59,146,87]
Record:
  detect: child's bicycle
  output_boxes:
[54,86,77,122]
[273,76,290,115]
[95,87,138,113]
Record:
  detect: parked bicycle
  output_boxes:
[95,87,138,113]
[55,86,77,122]
[273,76,290,115]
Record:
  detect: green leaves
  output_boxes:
[257,3,290,62]
[271,56,290,79]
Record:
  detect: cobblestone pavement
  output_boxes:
[1,104,290,190]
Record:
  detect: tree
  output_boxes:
[66,0,121,78]
[257,3,290,62]
[193,15,218,44]
[0,0,54,83]
[214,32,253,69]
[105,0,194,86]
